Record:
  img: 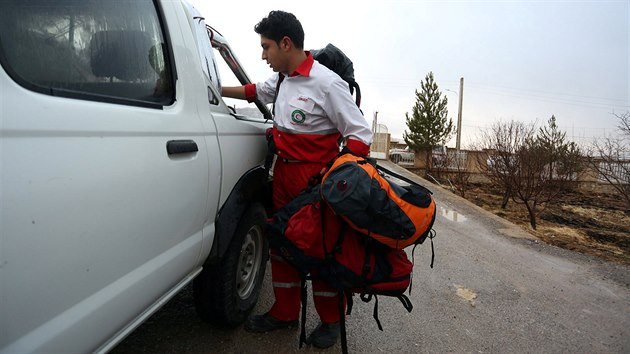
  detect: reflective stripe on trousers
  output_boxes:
[268,249,343,323]
[313,291,337,298]
[273,281,301,288]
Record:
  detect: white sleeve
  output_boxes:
[323,78,373,145]
[255,74,280,105]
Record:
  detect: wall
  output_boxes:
[387,144,627,193]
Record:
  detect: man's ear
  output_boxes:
[280,36,292,51]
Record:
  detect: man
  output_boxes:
[222,10,372,349]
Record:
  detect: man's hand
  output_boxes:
[221,86,246,99]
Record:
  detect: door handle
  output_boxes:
[166,140,198,155]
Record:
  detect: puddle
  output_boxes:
[439,207,468,222]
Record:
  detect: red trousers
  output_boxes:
[268,158,342,323]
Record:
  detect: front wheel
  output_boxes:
[193,203,268,326]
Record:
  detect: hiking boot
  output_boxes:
[244,313,298,333]
[306,322,340,349]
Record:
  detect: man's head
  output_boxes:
[255,10,304,49]
[254,10,305,73]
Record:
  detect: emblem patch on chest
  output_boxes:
[291,109,306,124]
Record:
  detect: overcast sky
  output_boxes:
[191,0,629,148]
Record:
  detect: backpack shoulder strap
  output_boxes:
[271,73,285,117]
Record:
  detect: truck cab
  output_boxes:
[0,1,271,352]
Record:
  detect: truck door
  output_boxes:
[0,1,212,352]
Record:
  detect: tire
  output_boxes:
[193,203,268,326]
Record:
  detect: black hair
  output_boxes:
[254,10,304,49]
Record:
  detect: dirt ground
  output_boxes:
[460,183,630,265]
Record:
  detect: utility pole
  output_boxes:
[372,111,379,158]
[372,111,378,133]
[456,77,464,152]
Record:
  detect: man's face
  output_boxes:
[260,36,287,73]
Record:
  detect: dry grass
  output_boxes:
[463,184,630,265]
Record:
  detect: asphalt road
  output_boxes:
[112,161,630,353]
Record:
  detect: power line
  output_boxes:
[467,81,628,104]
[468,85,628,110]
[360,78,629,110]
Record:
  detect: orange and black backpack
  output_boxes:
[321,153,437,249]
[266,153,436,354]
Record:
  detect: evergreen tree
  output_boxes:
[403,72,454,174]
[537,115,583,180]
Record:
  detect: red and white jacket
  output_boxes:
[244,53,372,163]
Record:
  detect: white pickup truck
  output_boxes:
[0,1,272,352]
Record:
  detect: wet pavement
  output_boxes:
[112,161,630,353]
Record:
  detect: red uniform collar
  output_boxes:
[289,51,314,77]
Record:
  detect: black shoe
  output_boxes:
[307,322,340,349]
[244,313,298,333]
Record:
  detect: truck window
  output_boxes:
[0,0,174,108]
[211,47,268,119]
[185,3,221,101]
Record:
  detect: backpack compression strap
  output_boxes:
[359,292,413,332]
[375,162,433,195]
[338,291,349,354]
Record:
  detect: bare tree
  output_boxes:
[476,117,584,229]
[445,149,472,197]
[510,116,584,229]
[476,120,534,209]
[587,112,630,208]
[619,112,630,136]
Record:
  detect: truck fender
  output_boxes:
[206,166,271,264]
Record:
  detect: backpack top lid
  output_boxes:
[320,153,437,249]
[311,43,356,92]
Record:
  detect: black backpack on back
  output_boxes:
[311,43,361,107]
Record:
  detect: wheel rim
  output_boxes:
[236,224,264,299]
